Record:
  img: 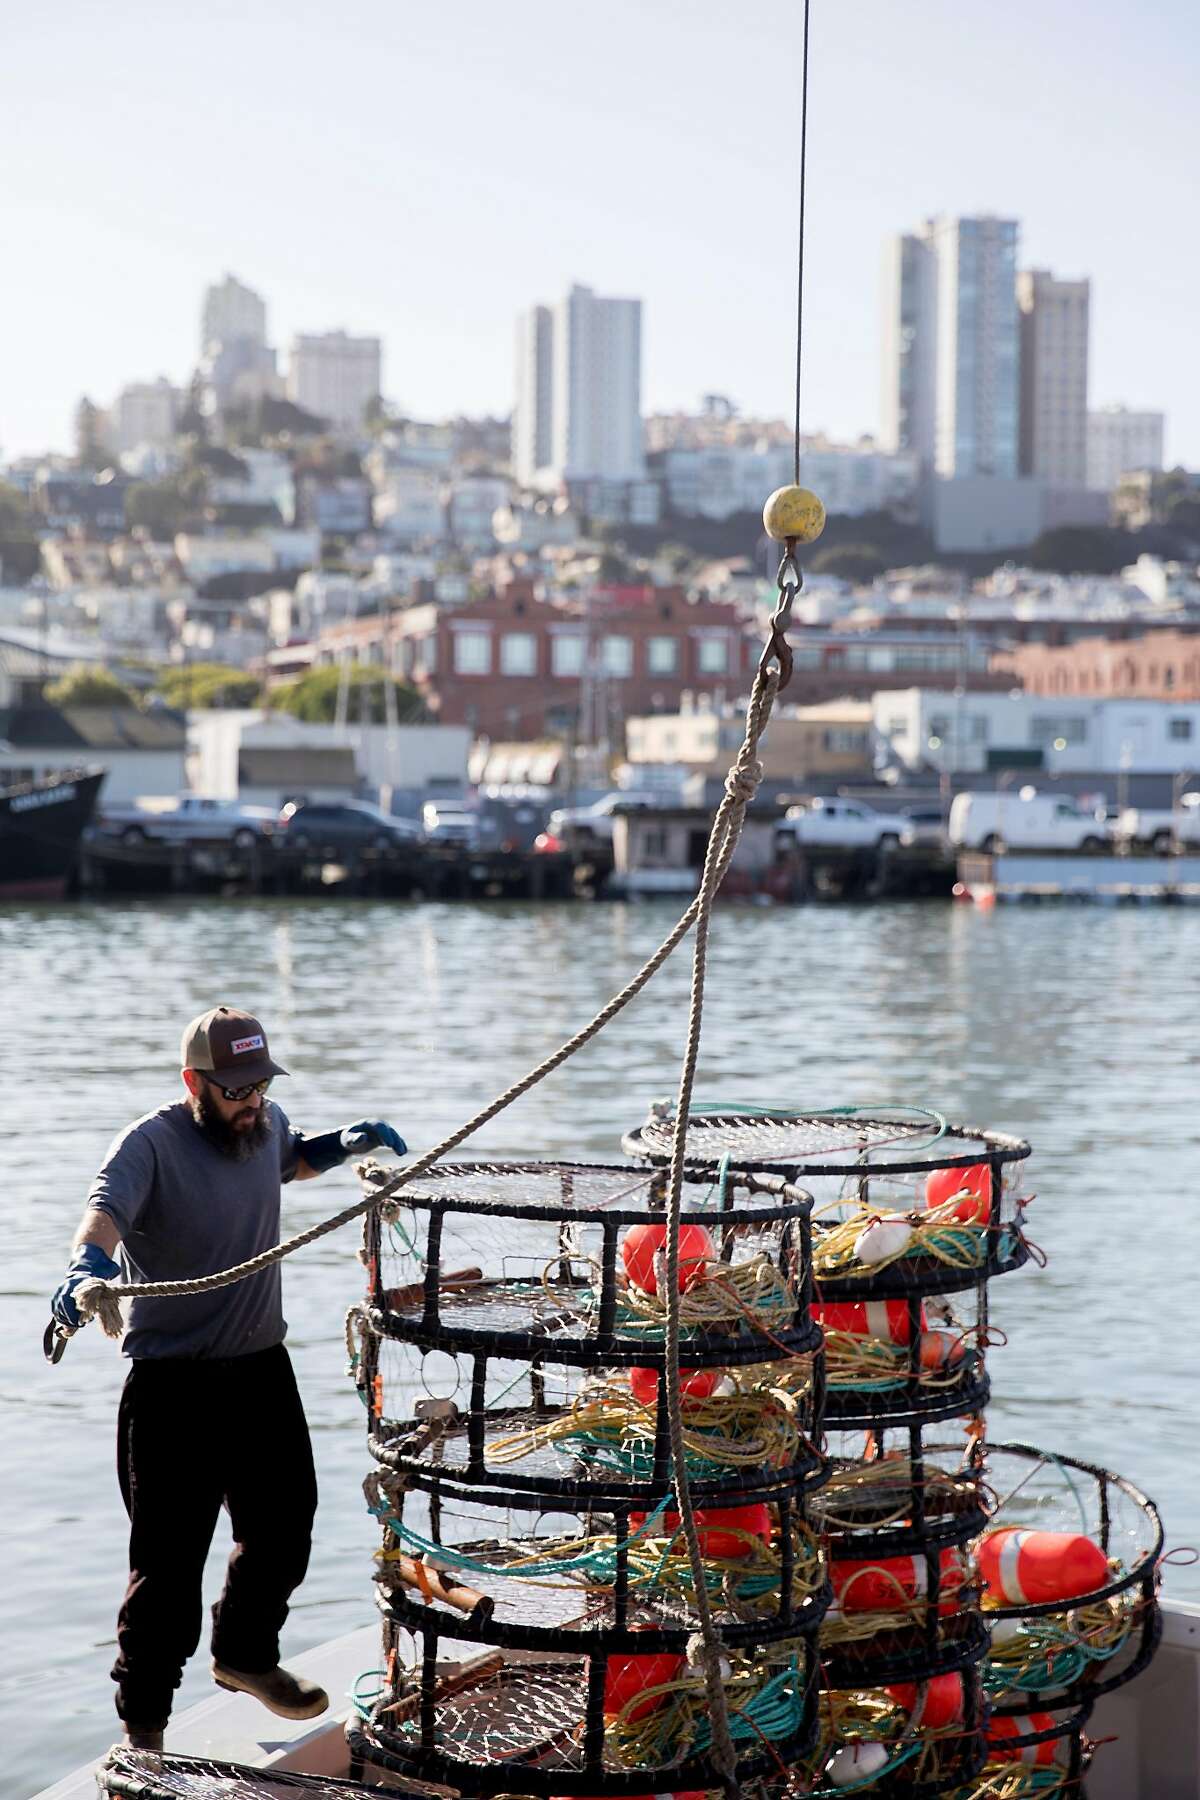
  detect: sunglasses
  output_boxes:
[203,1073,273,1104]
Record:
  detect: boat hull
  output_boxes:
[0,768,105,899]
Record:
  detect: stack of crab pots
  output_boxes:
[345,1158,834,1798]
[621,1107,1164,1799]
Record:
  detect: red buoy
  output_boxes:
[629,1502,772,1560]
[831,1548,968,1614]
[621,1222,716,1295]
[628,1365,722,1407]
[977,1529,1108,1606]
[602,1649,685,1721]
[986,1711,1061,1765]
[812,1298,920,1344]
[925,1162,992,1224]
[886,1672,964,1729]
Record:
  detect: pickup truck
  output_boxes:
[1116,805,1200,852]
[776,796,908,849]
[96,795,277,849]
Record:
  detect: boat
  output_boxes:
[0,766,106,900]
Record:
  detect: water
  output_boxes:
[4,896,1198,1796]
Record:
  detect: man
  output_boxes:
[50,1004,406,1752]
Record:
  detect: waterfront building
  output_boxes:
[287,330,382,433]
[625,699,876,784]
[188,711,471,809]
[0,696,186,800]
[876,686,1200,778]
[995,625,1200,701]
[1017,270,1090,487]
[1087,405,1167,492]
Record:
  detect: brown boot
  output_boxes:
[122,1725,165,1753]
[211,1661,328,1720]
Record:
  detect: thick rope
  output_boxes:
[74,651,784,1342]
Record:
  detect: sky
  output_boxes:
[2,0,1197,464]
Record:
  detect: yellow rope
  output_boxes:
[822,1328,968,1390]
[816,1457,976,1529]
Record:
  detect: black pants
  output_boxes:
[112,1342,318,1727]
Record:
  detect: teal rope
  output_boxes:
[369,1495,673,1583]
[351,1667,386,1720]
[985,1612,1130,1695]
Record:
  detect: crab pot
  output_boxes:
[968,1441,1163,1710]
[100,1750,437,1800]
[349,1160,830,1795]
[814,1428,989,1690]
[797,1664,989,1798]
[352,1632,821,1796]
[621,1109,1030,1261]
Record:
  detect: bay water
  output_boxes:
[4,896,1197,1795]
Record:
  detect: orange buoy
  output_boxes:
[977,1529,1108,1607]
[886,1672,964,1729]
[813,1299,920,1344]
[621,1223,716,1295]
[831,1548,968,1614]
[925,1162,992,1224]
[629,1502,772,1560]
[628,1365,723,1407]
[986,1711,1061,1766]
[919,1328,967,1371]
[602,1649,685,1721]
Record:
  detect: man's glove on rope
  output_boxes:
[300,1119,407,1174]
[52,1242,120,1329]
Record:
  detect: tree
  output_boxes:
[44,665,138,708]
[155,663,263,710]
[0,480,41,582]
[268,664,427,725]
[126,467,209,539]
[1165,494,1200,539]
[1025,525,1134,575]
[810,544,890,583]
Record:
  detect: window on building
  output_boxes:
[697,635,728,674]
[551,634,584,677]
[642,826,669,860]
[823,728,869,753]
[1169,718,1193,740]
[1030,715,1087,745]
[500,632,537,676]
[1164,666,1176,690]
[414,635,437,674]
[928,714,951,738]
[602,635,634,677]
[453,630,491,675]
[647,635,678,674]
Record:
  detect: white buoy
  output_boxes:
[990,1615,1024,1644]
[853,1216,914,1265]
[828,1741,890,1786]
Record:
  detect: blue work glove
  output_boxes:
[299,1119,407,1173]
[52,1242,120,1330]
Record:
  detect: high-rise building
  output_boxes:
[1087,405,1166,492]
[1017,270,1090,486]
[928,215,1020,479]
[552,284,643,483]
[287,331,382,433]
[512,284,644,487]
[114,378,181,453]
[880,234,937,462]
[201,274,267,355]
[512,305,554,485]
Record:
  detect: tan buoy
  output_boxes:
[762,484,826,542]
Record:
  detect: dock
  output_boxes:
[957,849,1200,904]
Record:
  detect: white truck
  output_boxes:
[776,796,908,849]
[96,794,277,849]
[1115,805,1200,853]
[949,791,1110,853]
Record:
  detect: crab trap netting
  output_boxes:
[350,1635,821,1795]
[99,1747,444,1799]
[965,1441,1163,1710]
[621,1108,1034,1288]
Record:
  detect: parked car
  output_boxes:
[96,794,277,850]
[899,804,949,849]
[545,791,657,843]
[948,791,1110,853]
[421,802,478,847]
[275,799,422,856]
[776,796,908,850]
[1115,805,1200,853]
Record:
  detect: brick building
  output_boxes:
[995,629,1200,700]
[310,580,757,740]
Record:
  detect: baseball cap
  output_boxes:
[181,1005,288,1088]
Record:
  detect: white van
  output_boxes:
[949,790,1110,853]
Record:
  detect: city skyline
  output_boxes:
[2,0,1196,464]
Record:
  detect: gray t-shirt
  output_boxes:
[87,1099,301,1360]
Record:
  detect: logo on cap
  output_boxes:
[230,1034,265,1055]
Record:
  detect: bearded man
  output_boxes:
[50,1005,406,1752]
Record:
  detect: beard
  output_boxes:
[190,1084,274,1161]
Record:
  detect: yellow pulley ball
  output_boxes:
[762,485,826,544]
